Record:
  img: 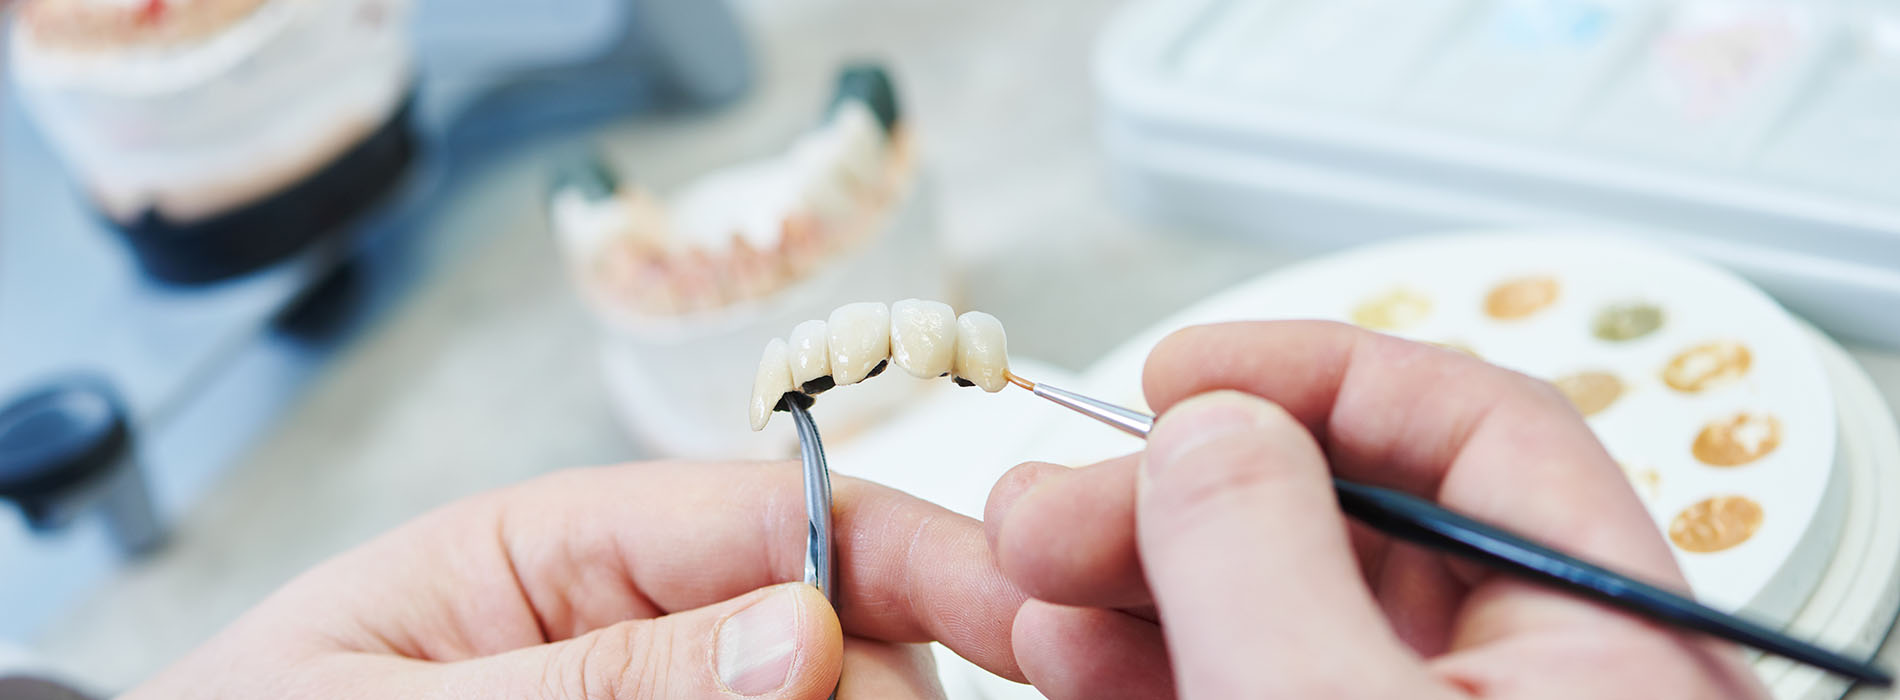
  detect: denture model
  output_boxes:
[550,64,912,319]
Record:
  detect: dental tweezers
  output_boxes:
[1014,377,1893,688]
[786,400,839,700]
[787,400,836,603]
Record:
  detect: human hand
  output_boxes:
[126,461,1027,699]
[986,321,1768,699]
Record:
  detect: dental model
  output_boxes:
[551,64,912,319]
[751,300,1008,430]
[10,0,416,282]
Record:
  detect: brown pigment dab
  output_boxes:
[1693,412,1783,467]
[1350,288,1433,331]
[1669,496,1764,554]
[1662,340,1752,393]
[1484,276,1561,320]
[1554,371,1624,417]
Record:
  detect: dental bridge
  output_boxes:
[751,298,1013,699]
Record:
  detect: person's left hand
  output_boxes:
[123,461,1028,699]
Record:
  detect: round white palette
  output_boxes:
[1038,232,1844,621]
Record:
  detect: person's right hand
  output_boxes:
[986,321,1769,700]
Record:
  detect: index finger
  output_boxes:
[1142,320,1677,582]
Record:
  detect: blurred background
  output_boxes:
[2,0,1899,697]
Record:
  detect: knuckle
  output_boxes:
[1146,435,1306,531]
[620,620,677,700]
[550,621,679,700]
[546,630,606,700]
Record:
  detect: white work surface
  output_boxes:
[14,0,1900,697]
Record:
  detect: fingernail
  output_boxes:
[1145,392,1271,477]
[716,586,802,696]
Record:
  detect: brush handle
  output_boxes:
[1334,479,1892,688]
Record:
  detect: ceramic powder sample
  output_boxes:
[1693,412,1783,467]
[1594,302,1665,341]
[1350,288,1433,330]
[1670,495,1765,553]
[1664,340,1753,393]
[1484,276,1561,320]
[1555,370,1625,416]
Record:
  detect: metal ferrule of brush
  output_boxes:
[1031,383,1155,438]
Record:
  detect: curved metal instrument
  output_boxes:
[786,400,835,602]
[785,400,839,700]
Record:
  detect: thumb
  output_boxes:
[430,583,843,699]
[1137,391,1440,698]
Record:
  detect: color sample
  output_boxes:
[1484,275,1562,319]
[1670,495,1765,553]
[1351,287,1433,330]
[1693,412,1782,467]
[1555,370,1625,416]
[1593,302,1665,341]
[1664,340,1753,393]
